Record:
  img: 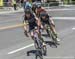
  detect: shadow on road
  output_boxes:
[42,33,59,48]
[42,34,50,37]
[27,49,44,56]
[45,41,58,48]
[27,41,58,56]
[27,50,36,56]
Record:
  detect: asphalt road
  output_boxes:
[0,7,75,59]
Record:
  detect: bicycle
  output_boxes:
[45,24,59,46]
[33,27,47,59]
[23,15,47,59]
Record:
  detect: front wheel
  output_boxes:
[35,49,43,59]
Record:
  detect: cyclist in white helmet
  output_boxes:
[24,0,32,9]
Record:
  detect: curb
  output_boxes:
[0,8,23,14]
[0,5,75,14]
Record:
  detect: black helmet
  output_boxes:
[24,8,32,14]
[32,4,37,8]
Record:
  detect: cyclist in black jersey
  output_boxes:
[23,8,47,46]
[40,12,60,42]
[24,8,39,37]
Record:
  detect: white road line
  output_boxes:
[0,8,23,14]
[0,17,74,30]
[46,9,75,11]
[8,43,34,54]
[0,8,75,14]
[8,26,75,55]
[52,17,75,20]
[72,27,75,30]
[0,17,75,23]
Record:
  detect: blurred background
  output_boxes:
[0,0,75,7]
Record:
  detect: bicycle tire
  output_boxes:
[33,31,44,59]
[35,49,43,59]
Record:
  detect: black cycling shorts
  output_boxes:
[29,23,37,32]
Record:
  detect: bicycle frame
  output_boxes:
[33,29,43,59]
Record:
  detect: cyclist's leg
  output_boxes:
[43,23,50,35]
[29,26,34,39]
[52,26,60,42]
[50,25,57,37]
[41,22,46,31]
[50,24,60,42]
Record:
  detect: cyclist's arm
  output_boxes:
[23,18,28,31]
[41,7,47,12]
[35,17,41,27]
[41,7,46,10]
[49,17,55,27]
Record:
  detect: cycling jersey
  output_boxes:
[36,8,46,17]
[24,14,37,31]
[40,15,51,25]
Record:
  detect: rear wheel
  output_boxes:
[39,38,47,56]
[34,36,44,59]
[33,29,44,59]
[35,49,43,59]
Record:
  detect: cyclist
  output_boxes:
[32,2,37,13]
[39,12,60,42]
[24,0,32,10]
[35,4,46,17]
[23,8,46,45]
